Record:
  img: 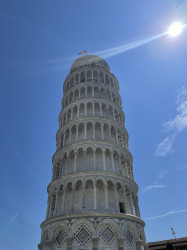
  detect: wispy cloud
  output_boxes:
[144,208,187,221]
[177,164,187,171]
[142,184,167,194]
[158,170,169,179]
[155,86,187,157]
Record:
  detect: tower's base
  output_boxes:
[38,213,146,250]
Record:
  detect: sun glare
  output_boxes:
[168,22,183,37]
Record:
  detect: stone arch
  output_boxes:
[97,219,120,248]
[74,180,83,211]
[87,70,92,82]
[122,222,138,246]
[107,89,111,100]
[95,147,103,171]
[94,86,99,97]
[75,73,79,84]
[117,182,125,213]
[93,70,98,82]
[87,85,92,97]
[96,179,105,211]
[94,102,100,116]
[68,150,74,174]
[111,125,116,143]
[64,128,70,145]
[65,182,72,213]
[87,122,93,140]
[85,179,94,210]
[67,109,71,122]
[79,103,85,117]
[70,76,74,87]
[85,147,94,171]
[99,71,104,83]
[87,102,93,116]
[105,148,112,172]
[113,150,120,174]
[78,122,84,140]
[62,153,68,175]
[53,224,68,248]
[95,122,102,140]
[80,71,85,83]
[80,86,85,98]
[102,103,108,117]
[42,230,49,242]
[77,148,84,171]
[69,91,73,102]
[107,180,116,212]
[74,88,79,100]
[109,105,113,118]
[71,125,77,142]
[103,123,110,141]
[71,219,95,248]
[101,87,105,98]
[105,74,109,85]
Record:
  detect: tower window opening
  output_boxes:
[119,202,125,213]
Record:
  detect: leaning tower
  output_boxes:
[38,55,146,250]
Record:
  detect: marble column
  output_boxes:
[104,183,108,211]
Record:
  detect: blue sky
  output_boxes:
[0,0,187,249]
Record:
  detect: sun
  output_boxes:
[168,22,183,37]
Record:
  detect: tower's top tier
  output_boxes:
[70,55,110,73]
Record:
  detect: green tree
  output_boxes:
[166,242,176,250]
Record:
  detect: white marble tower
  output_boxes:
[38,55,146,250]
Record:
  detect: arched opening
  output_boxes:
[107,181,116,212]
[103,124,110,141]
[95,122,102,140]
[102,103,108,117]
[62,154,68,175]
[77,148,84,171]
[79,103,85,117]
[107,89,111,100]
[117,183,125,213]
[75,74,79,84]
[94,102,100,116]
[69,151,74,173]
[101,87,105,98]
[105,149,112,172]
[93,70,98,82]
[87,102,93,116]
[87,71,92,82]
[99,72,104,83]
[74,89,79,100]
[95,148,103,171]
[72,105,78,119]
[65,182,72,213]
[85,180,94,210]
[67,109,71,122]
[69,92,73,102]
[86,147,94,171]
[109,106,113,118]
[96,180,105,211]
[74,180,82,211]
[71,125,77,142]
[80,72,85,83]
[105,74,109,85]
[94,86,99,98]
[87,122,93,139]
[78,123,84,140]
[87,86,92,97]
[80,87,85,98]
[111,126,116,143]
[114,151,120,174]
[64,129,70,145]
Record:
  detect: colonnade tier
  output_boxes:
[62,82,122,110]
[52,145,134,180]
[59,98,125,127]
[56,119,129,150]
[63,65,119,95]
[46,175,140,220]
